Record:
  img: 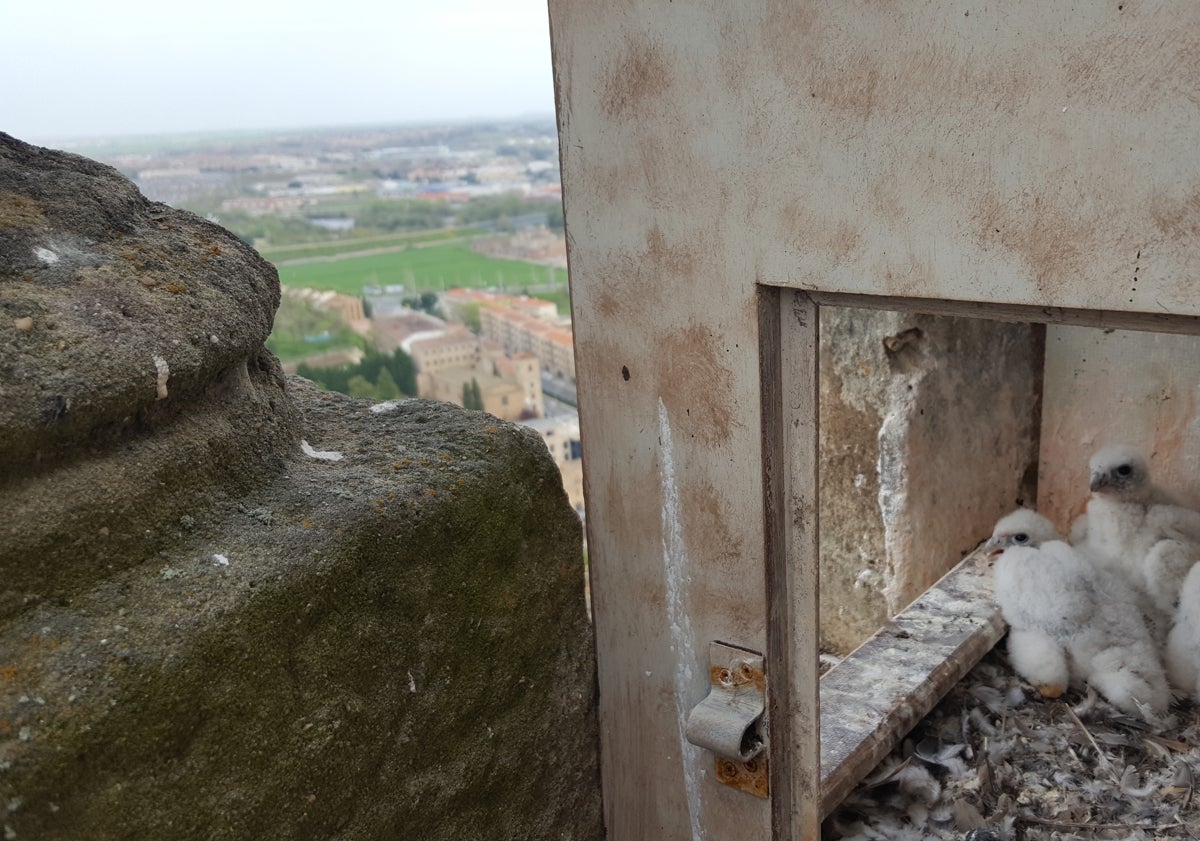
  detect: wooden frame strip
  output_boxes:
[760,287,821,841]
[817,552,1005,817]
[758,286,1187,830]
[782,288,1200,337]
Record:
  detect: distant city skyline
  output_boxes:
[2,0,557,144]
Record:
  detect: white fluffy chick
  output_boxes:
[1166,562,1200,702]
[988,509,1170,717]
[1078,445,1200,617]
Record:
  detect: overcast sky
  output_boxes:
[2,0,557,143]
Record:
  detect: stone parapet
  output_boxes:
[0,135,601,841]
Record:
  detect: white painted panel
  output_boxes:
[550,1,1200,837]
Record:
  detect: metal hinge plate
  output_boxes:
[684,641,769,798]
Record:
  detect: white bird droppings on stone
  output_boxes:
[153,356,170,399]
[212,553,229,566]
[408,670,417,693]
[34,246,59,264]
[369,400,406,414]
[301,440,344,461]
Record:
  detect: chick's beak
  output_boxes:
[1090,471,1108,493]
[984,535,1004,558]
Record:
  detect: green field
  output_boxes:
[275,245,568,297]
[259,228,479,263]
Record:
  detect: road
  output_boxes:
[541,373,577,407]
[542,395,577,419]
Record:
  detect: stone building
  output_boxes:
[408,327,479,373]
[411,330,543,422]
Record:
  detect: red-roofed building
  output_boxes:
[479,304,575,382]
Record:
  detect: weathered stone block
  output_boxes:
[0,133,301,613]
[1,387,601,841]
[0,133,282,472]
[0,135,602,841]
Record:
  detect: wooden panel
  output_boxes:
[748,3,1200,316]
[548,1,1200,838]
[760,288,820,840]
[553,1,1200,315]
[797,290,1200,337]
[550,3,776,835]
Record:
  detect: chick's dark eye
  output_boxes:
[1116,464,1133,477]
[1014,533,1028,543]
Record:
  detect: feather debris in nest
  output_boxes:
[826,648,1200,841]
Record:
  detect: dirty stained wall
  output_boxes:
[550,1,1200,838]
[750,6,1200,316]
[819,309,1041,655]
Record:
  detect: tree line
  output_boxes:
[461,378,484,410]
[216,193,564,245]
[296,348,417,402]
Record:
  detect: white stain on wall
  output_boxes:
[658,398,706,841]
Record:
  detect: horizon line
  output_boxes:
[21,113,560,150]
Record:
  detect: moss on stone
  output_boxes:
[1,386,600,841]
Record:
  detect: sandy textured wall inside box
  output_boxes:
[819,308,1042,654]
[1039,326,1200,534]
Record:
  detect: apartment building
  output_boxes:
[480,305,575,382]
[408,328,480,374]
[409,330,543,423]
[441,288,558,324]
[521,415,584,511]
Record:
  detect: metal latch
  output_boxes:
[684,641,769,798]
